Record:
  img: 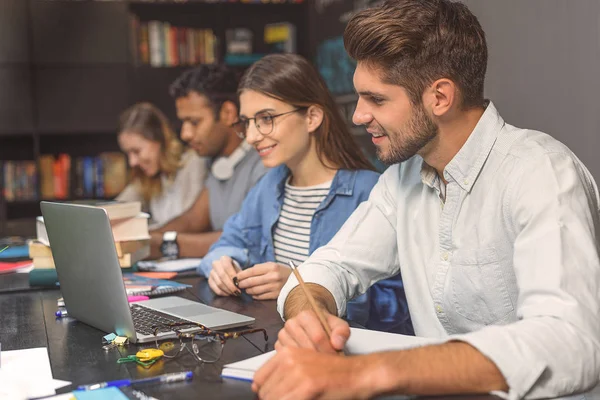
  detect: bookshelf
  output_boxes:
[0,0,310,237]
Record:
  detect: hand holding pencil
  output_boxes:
[277,261,349,354]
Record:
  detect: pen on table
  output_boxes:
[55,309,68,318]
[0,245,8,254]
[288,261,341,353]
[77,370,193,391]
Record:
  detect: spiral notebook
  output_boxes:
[122,273,191,297]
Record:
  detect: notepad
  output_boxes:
[73,387,129,400]
[0,347,71,399]
[221,328,442,382]
[121,273,191,296]
[137,258,202,273]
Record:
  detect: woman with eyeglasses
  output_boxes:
[197,54,413,334]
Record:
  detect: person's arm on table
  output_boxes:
[257,155,600,400]
[149,188,218,258]
[254,332,506,400]
[255,169,509,399]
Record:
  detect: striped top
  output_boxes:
[273,178,332,266]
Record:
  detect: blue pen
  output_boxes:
[77,371,193,391]
[55,310,68,317]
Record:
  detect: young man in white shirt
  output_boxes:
[252,1,600,399]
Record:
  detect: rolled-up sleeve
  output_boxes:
[451,152,600,399]
[277,170,403,319]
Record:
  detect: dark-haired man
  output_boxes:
[150,65,268,260]
[253,1,600,399]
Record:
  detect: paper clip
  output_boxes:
[117,349,163,368]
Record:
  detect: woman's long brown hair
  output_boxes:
[238,54,374,171]
[118,102,183,202]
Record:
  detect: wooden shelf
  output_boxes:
[0,0,312,229]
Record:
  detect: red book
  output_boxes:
[0,260,33,274]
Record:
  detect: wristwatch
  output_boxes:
[160,231,179,259]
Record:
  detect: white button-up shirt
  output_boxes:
[278,102,600,399]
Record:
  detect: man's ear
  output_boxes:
[218,100,239,126]
[306,105,324,134]
[423,78,457,117]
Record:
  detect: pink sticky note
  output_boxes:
[127,295,150,303]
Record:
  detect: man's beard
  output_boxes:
[376,103,439,165]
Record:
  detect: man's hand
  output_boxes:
[253,347,373,400]
[236,262,292,300]
[208,256,241,296]
[275,310,350,354]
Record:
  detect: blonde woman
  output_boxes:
[117,103,207,228]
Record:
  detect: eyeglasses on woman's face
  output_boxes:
[231,108,306,139]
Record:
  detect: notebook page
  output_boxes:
[221,328,443,382]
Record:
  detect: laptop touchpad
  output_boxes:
[163,304,216,318]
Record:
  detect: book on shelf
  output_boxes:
[2,160,38,202]
[264,22,296,54]
[39,152,127,201]
[226,28,253,55]
[136,20,217,67]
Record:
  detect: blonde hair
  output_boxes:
[118,102,183,202]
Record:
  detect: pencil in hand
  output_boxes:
[288,261,333,337]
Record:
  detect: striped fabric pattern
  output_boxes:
[273,179,331,266]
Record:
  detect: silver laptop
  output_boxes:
[40,201,255,343]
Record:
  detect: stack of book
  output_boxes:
[29,201,151,284]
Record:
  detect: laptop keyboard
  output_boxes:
[131,304,194,336]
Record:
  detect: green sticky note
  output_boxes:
[74,387,129,400]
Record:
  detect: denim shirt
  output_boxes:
[199,165,413,334]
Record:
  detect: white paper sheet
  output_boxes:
[0,347,71,400]
[137,258,202,272]
[221,328,443,382]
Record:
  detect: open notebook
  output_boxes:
[221,328,442,382]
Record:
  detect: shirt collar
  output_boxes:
[274,166,356,199]
[420,100,505,192]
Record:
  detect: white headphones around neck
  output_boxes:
[211,141,251,181]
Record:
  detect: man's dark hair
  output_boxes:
[344,0,487,109]
[169,64,240,112]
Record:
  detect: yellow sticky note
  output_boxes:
[113,336,128,345]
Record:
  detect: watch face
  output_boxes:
[161,241,179,258]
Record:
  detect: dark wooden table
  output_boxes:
[0,273,499,400]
